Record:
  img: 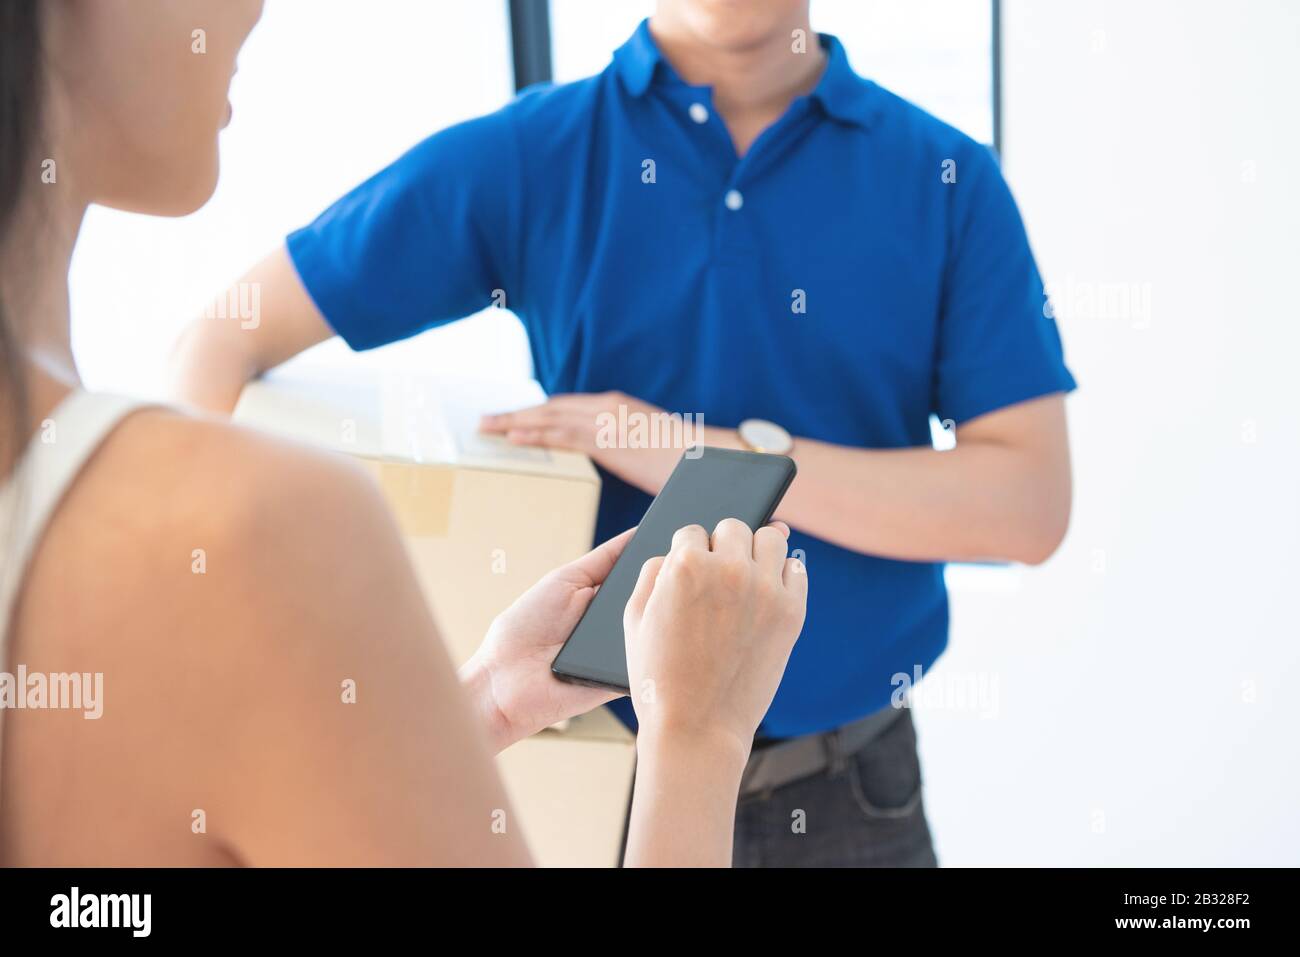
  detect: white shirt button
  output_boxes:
[688,102,709,124]
[724,189,744,211]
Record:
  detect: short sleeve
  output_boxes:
[932,145,1076,425]
[286,106,523,351]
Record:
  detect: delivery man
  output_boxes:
[171,0,1076,867]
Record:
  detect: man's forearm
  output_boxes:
[614,396,1071,565]
[168,245,335,413]
[774,435,1070,564]
[168,314,260,413]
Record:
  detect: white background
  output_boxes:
[919,0,1300,865]
[67,0,1299,865]
[70,0,530,392]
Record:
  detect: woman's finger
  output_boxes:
[782,555,808,594]
[625,555,666,622]
[710,517,753,559]
[559,527,636,587]
[753,524,789,574]
[669,523,710,555]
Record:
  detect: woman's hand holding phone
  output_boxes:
[624,518,808,763]
[460,529,635,753]
[621,517,808,866]
[463,517,806,765]
[464,515,806,866]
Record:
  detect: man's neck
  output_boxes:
[648,12,826,155]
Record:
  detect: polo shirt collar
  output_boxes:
[809,33,880,129]
[613,19,664,96]
[613,19,879,130]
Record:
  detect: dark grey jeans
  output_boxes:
[732,708,938,868]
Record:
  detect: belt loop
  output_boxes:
[823,728,847,775]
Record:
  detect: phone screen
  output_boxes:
[551,446,797,691]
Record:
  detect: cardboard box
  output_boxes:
[234,364,634,866]
[234,366,601,663]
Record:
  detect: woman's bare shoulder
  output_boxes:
[17,405,406,692]
[89,406,382,543]
[8,407,515,864]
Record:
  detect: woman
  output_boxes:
[0,0,806,867]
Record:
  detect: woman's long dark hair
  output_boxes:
[0,1,43,476]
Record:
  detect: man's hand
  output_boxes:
[479,391,735,493]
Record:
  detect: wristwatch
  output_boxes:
[737,418,794,455]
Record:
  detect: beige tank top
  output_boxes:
[0,390,154,775]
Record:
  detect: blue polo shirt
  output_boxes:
[286,21,1075,738]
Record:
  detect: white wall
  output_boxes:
[71,0,533,396]
[918,0,1300,865]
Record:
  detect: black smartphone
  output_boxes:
[551,445,797,692]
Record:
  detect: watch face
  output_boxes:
[739,419,792,454]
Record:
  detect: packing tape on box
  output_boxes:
[379,373,458,465]
[370,374,457,537]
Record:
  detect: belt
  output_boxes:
[738,706,902,798]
